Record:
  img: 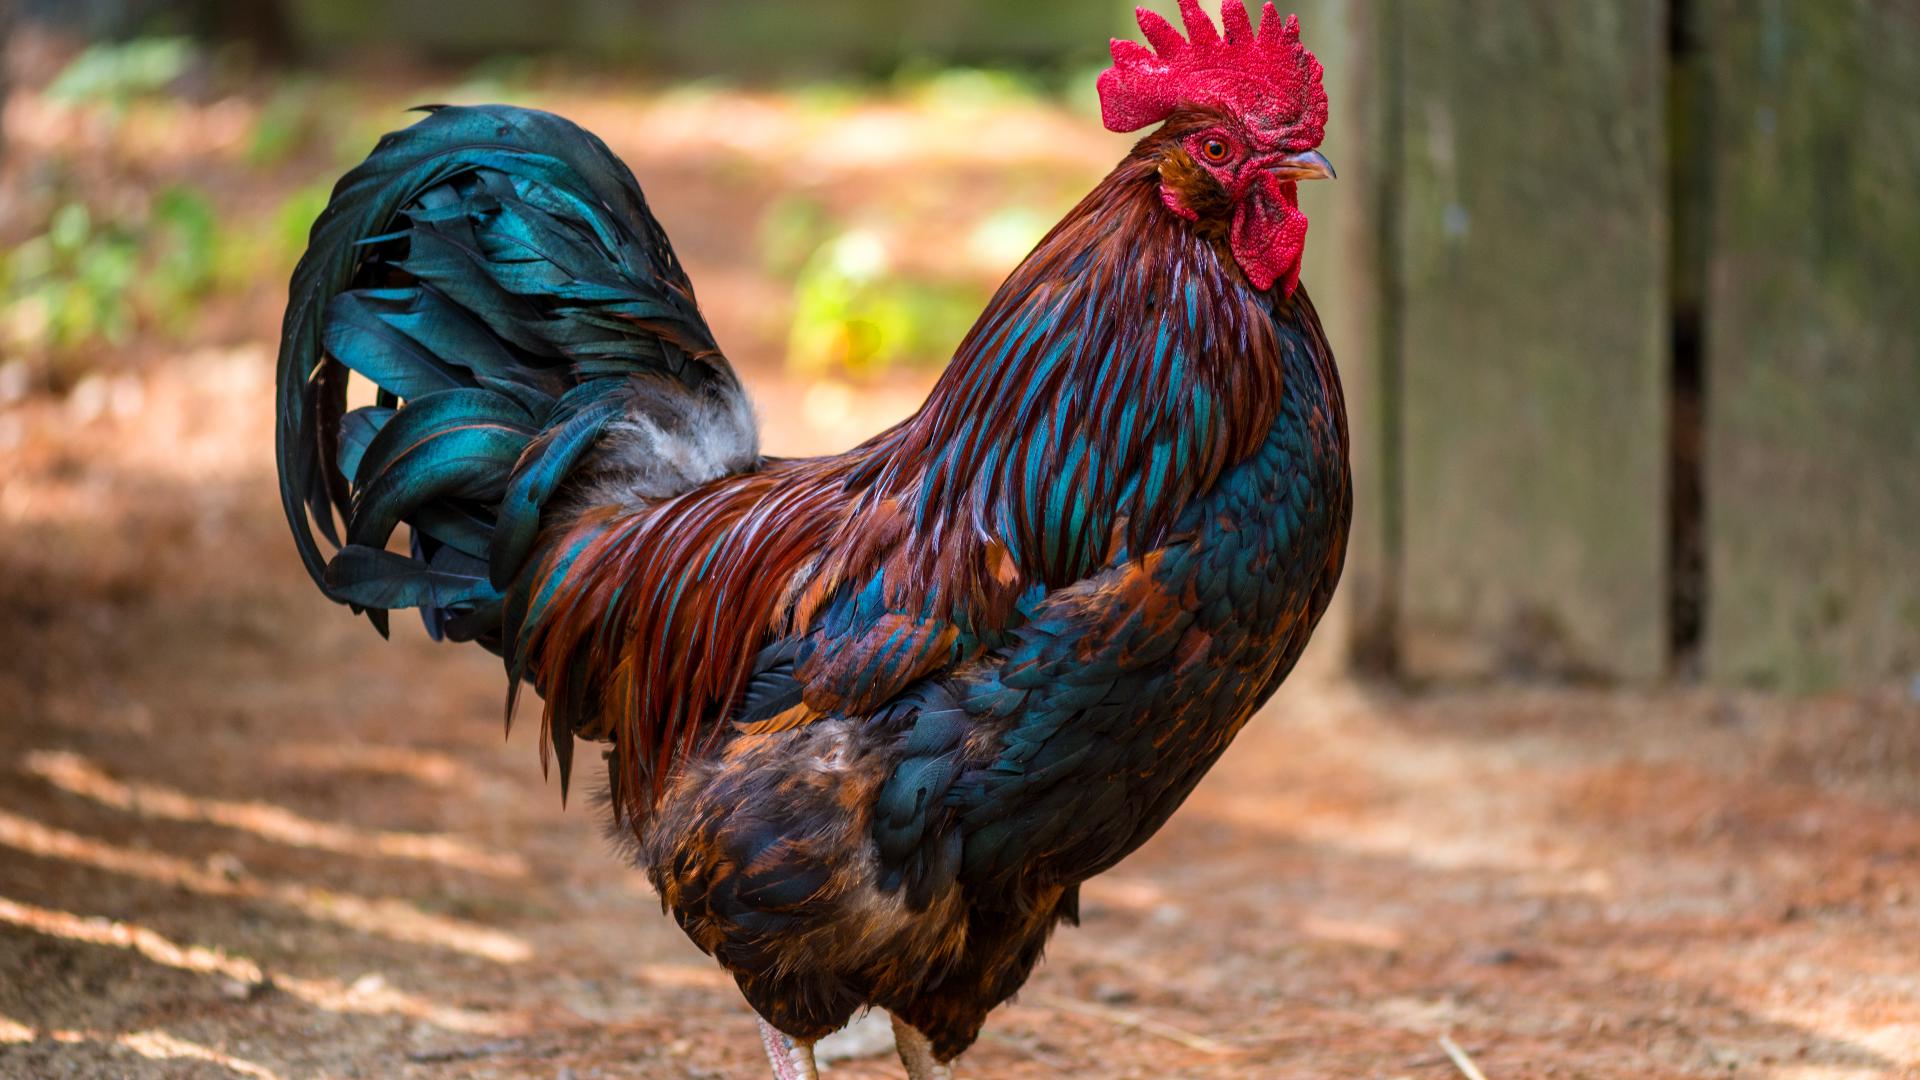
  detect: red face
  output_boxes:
[1172,125,1334,295]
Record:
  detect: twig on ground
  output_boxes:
[1438,1033,1491,1080]
[1031,994,1236,1056]
[405,1039,524,1064]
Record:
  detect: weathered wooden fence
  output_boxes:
[1297,0,1920,690]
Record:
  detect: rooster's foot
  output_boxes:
[757,1017,818,1080]
[889,1013,956,1080]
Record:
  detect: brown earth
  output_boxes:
[3,333,1918,1080]
[1,60,1918,1080]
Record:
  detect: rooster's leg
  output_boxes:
[889,1013,956,1080]
[757,1018,819,1080]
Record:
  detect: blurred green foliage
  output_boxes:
[282,0,1128,80]
[1,35,369,384]
[893,64,1048,113]
[757,196,838,279]
[0,186,231,378]
[147,187,220,331]
[785,229,985,376]
[4,203,140,355]
[45,36,193,109]
[246,80,321,167]
[6,20,1099,386]
[777,204,1055,375]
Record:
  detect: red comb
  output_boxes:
[1098,1,1327,147]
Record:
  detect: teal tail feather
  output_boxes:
[275,104,754,657]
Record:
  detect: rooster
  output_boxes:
[275,3,1345,1076]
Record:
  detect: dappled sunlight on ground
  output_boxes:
[0,1013,285,1080]
[0,896,508,1035]
[0,807,531,963]
[23,749,527,878]
[267,741,480,789]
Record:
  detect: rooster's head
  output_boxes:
[1099,0,1333,295]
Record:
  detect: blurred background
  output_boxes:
[0,2,1916,1078]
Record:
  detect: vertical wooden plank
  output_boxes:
[1394,0,1670,680]
[1703,2,1920,689]
[1278,0,1390,671]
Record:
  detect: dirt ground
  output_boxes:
[3,58,1920,1080]
[2,338,1918,1080]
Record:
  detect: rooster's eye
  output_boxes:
[1201,138,1231,163]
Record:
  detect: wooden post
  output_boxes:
[1279,0,1395,673]
[1701,1,1920,689]
[1391,0,1671,681]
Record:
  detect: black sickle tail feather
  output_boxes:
[274,104,755,788]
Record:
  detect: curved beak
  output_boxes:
[1269,148,1336,182]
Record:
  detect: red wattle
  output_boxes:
[1230,175,1308,294]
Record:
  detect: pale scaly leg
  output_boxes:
[889,1013,956,1080]
[757,1017,819,1080]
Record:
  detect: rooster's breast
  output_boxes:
[914,304,1352,894]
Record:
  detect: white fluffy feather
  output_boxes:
[580,382,760,511]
